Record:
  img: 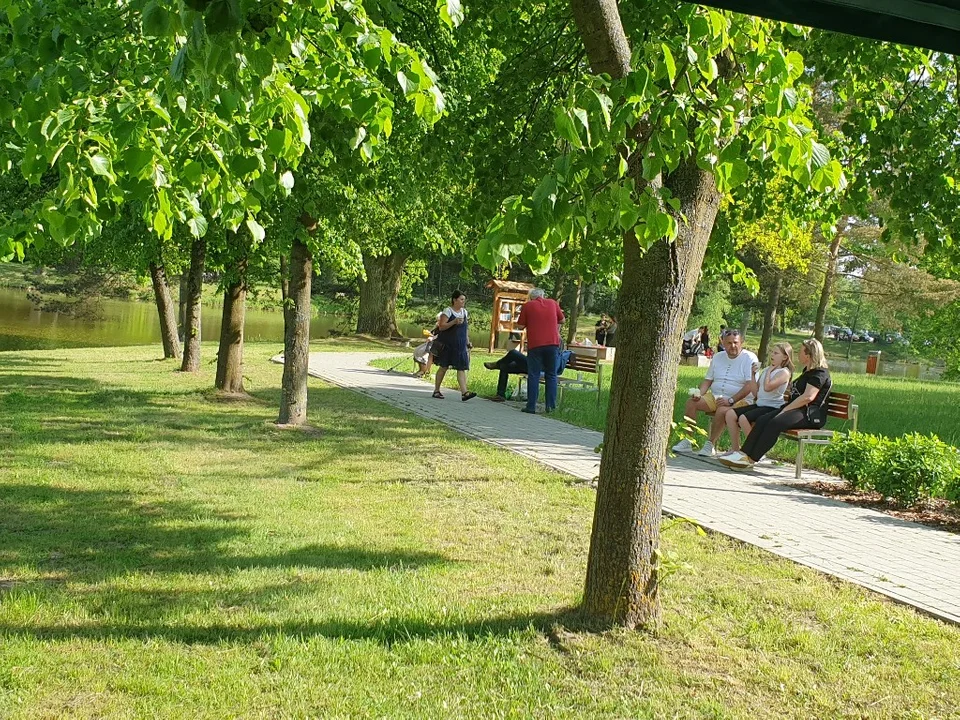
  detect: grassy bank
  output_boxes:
[1,343,958,717]
[373,351,960,471]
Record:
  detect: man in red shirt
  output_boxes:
[516,288,565,414]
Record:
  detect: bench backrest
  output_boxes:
[825,391,854,420]
[567,354,599,374]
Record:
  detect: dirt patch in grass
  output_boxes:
[797,481,960,534]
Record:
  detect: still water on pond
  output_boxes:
[0,287,468,352]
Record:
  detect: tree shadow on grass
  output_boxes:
[0,483,449,585]
[0,607,584,648]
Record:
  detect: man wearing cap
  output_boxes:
[672,328,758,457]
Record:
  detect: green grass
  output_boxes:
[2,343,960,718]
[373,351,960,473]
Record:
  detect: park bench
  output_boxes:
[781,391,859,479]
[516,351,605,407]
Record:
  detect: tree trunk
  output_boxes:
[356,252,406,337]
[150,261,182,361]
[178,272,189,334]
[215,253,247,393]
[814,231,844,342]
[278,237,313,425]
[180,237,206,373]
[566,275,584,345]
[573,0,725,629]
[280,250,290,304]
[583,157,721,629]
[757,272,782,362]
[740,309,752,336]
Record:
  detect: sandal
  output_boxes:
[432,391,444,399]
[461,391,477,401]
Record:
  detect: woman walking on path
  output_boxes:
[720,338,831,469]
[432,290,477,401]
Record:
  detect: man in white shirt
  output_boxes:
[672,328,759,457]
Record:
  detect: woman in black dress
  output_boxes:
[720,338,832,469]
[432,290,477,401]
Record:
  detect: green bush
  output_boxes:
[821,432,886,492]
[822,431,960,506]
[875,433,959,505]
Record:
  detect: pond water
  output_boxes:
[0,287,492,352]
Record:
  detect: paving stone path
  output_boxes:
[290,351,960,625]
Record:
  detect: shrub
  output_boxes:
[821,432,886,492]
[822,431,960,506]
[873,433,960,505]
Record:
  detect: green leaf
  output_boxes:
[532,175,558,214]
[266,129,288,157]
[141,2,172,37]
[188,215,208,237]
[811,141,830,170]
[662,44,677,85]
[170,46,188,82]
[88,154,116,183]
[554,108,580,147]
[248,48,274,78]
[246,217,265,243]
[572,107,591,146]
[437,0,464,28]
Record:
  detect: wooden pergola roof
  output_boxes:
[699,0,960,54]
[485,279,535,294]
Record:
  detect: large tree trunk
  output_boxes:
[150,261,181,361]
[814,230,844,342]
[584,160,721,629]
[757,272,782,362]
[566,275,584,345]
[573,0,722,629]
[215,253,247,393]
[356,252,406,337]
[278,237,313,425]
[180,237,206,373]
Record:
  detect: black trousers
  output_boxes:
[742,408,825,461]
[492,349,527,397]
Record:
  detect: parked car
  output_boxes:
[836,327,853,341]
[855,330,874,343]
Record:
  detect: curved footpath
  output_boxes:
[284,351,960,626]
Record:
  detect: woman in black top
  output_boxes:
[720,338,832,469]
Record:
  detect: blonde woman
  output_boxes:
[719,342,793,457]
[721,338,832,469]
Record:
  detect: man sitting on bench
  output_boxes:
[672,328,758,457]
[484,342,573,403]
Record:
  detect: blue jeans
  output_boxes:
[526,345,559,412]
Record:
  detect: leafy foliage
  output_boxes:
[823,431,960,506]
[478,6,846,277]
[0,0,446,260]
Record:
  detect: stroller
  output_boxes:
[412,327,439,376]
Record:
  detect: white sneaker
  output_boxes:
[671,438,693,452]
[697,441,716,457]
[719,451,754,469]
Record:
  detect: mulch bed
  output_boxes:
[796,481,960,534]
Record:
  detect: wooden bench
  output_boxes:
[781,391,859,479]
[515,352,605,407]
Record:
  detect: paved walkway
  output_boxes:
[290,351,960,625]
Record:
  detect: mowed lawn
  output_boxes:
[380,351,960,468]
[2,343,959,718]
